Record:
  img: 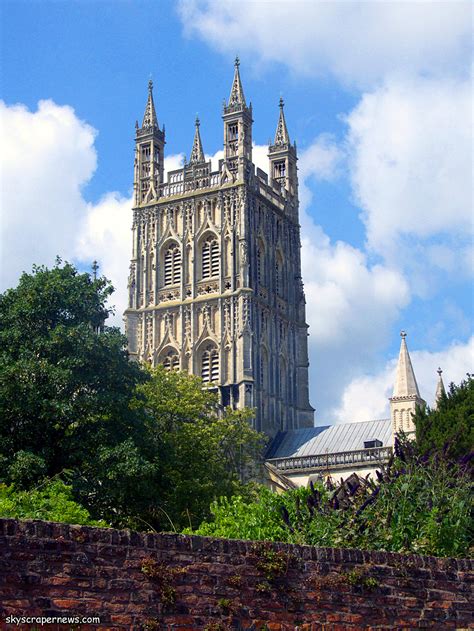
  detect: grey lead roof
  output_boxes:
[267,419,392,459]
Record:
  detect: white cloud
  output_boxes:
[299,214,410,420]
[334,336,474,422]
[300,134,343,183]
[75,192,133,325]
[303,232,409,349]
[296,135,411,418]
[164,153,186,173]
[346,76,473,281]
[0,100,97,290]
[178,0,471,87]
[74,153,195,325]
[299,133,344,209]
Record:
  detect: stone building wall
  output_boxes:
[124,67,314,436]
[1,519,472,629]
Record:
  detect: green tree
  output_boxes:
[134,366,265,531]
[0,260,147,486]
[0,262,264,530]
[414,375,474,459]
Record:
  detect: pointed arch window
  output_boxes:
[274,161,286,179]
[257,240,265,286]
[201,345,219,383]
[202,236,219,279]
[279,361,287,400]
[260,347,268,392]
[228,123,238,141]
[275,254,284,297]
[405,410,412,430]
[163,242,181,286]
[162,349,179,371]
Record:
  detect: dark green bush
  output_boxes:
[7,451,47,489]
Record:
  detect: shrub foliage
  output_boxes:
[0,261,264,531]
[193,438,473,558]
[0,479,106,526]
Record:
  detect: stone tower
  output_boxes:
[124,61,314,436]
[390,331,425,435]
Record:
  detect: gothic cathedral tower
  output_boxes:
[124,61,314,436]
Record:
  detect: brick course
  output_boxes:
[0,519,472,629]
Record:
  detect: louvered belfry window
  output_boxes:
[164,243,181,286]
[210,350,219,381]
[202,237,219,279]
[163,350,179,371]
[201,346,219,383]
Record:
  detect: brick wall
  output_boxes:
[0,518,472,630]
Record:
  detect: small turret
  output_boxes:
[390,331,426,436]
[134,79,166,205]
[189,116,205,164]
[222,57,253,176]
[268,98,298,201]
[433,367,446,410]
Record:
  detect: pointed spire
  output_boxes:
[392,331,421,398]
[433,367,446,410]
[227,56,246,108]
[189,116,205,164]
[142,79,158,129]
[274,97,290,146]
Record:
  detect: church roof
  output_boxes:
[266,419,392,459]
[392,331,421,399]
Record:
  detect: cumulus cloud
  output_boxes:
[178,0,471,87]
[299,215,410,420]
[75,192,133,324]
[0,100,97,290]
[346,76,473,285]
[299,134,344,209]
[333,336,474,422]
[295,135,412,417]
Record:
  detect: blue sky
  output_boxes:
[1,0,472,422]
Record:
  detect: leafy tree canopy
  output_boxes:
[130,367,265,531]
[0,261,265,531]
[414,375,474,459]
[0,260,146,475]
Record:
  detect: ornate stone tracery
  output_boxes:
[124,64,314,435]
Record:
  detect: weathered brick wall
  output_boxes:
[0,518,472,630]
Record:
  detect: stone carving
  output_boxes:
[125,64,314,435]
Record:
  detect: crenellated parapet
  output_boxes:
[124,61,314,435]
